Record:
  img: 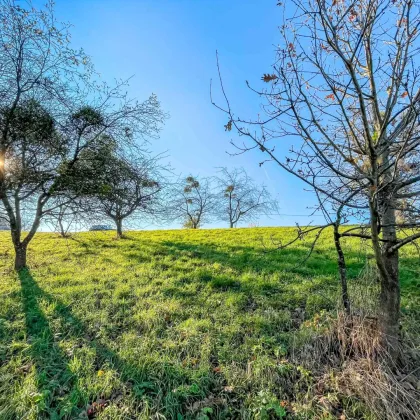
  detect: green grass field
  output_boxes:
[0,228,418,419]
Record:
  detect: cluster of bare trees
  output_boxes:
[169,168,278,229]
[214,0,420,352]
[42,165,277,235]
[37,165,276,236]
[0,0,278,270]
[0,0,167,269]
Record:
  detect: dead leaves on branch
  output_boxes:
[224,120,232,131]
[349,9,358,21]
[320,43,332,52]
[261,73,278,83]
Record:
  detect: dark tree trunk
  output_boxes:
[377,170,400,353]
[58,218,66,238]
[378,247,400,351]
[116,218,123,238]
[229,221,234,228]
[14,243,27,271]
[333,226,350,315]
[379,200,400,352]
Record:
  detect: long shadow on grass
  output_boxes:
[162,240,342,272]
[154,240,419,304]
[162,240,417,280]
[121,238,420,311]
[115,239,365,312]
[19,269,201,419]
[19,269,83,418]
[153,240,368,293]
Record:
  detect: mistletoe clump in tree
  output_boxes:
[171,176,216,229]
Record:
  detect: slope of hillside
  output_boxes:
[0,228,418,419]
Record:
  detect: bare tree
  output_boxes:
[215,167,278,227]
[213,0,420,351]
[44,198,81,238]
[0,1,167,270]
[171,176,216,229]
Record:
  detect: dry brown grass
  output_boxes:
[337,358,419,420]
[292,261,420,419]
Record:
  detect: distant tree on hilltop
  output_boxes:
[215,167,278,228]
[170,176,216,229]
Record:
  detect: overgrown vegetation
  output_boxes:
[0,227,418,419]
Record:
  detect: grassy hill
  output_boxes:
[0,228,418,419]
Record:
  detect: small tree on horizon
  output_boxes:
[171,175,216,229]
[81,146,165,238]
[44,198,82,238]
[215,167,278,228]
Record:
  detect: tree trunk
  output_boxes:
[116,219,123,238]
[378,248,400,351]
[58,218,66,238]
[379,197,400,352]
[14,243,27,271]
[229,221,234,228]
[378,145,400,353]
[333,226,350,315]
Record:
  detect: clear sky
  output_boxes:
[43,0,323,229]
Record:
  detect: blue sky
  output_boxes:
[46,0,322,228]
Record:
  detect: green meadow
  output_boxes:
[0,228,418,419]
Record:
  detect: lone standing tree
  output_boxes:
[76,141,164,238]
[172,176,215,229]
[215,167,278,228]
[214,0,420,351]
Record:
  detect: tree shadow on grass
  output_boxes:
[155,240,366,295]
[66,234,418,305]
[148,239,364,276]
[19,269,202,419]
[160,240,417,282]
[17,238,419,418]
[120,238,419,314]
[19,268,83,418]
